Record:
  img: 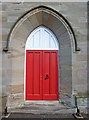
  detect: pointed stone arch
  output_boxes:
[5,5,77,105]
[4,5,77,52]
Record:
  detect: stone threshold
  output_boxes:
[24,100,59,105]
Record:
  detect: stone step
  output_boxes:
[8,101,76,114]
[24,100,60,105]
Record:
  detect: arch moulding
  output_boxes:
[3,5,78,52]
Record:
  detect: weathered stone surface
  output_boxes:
[76,55,87,61]
[8,101,76,115]
[0,2,87,114]
[7,93,24,108]
[8,85,24,94]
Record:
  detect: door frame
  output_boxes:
[24,26,60,101]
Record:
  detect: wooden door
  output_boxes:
[43,50,58,100]
[26,50,58,100]
[26,50,42,100]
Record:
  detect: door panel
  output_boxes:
[26,50,42,100]
[43,52,50,95]
[26,50,58,100]
[43,51,58,100]
[50,52,58,95]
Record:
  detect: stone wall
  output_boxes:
[1,2,87,113]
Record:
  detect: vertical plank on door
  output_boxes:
[26,51,33,100]
[43,51,50,95]
[50,51,58,95]
[33,52,40,94]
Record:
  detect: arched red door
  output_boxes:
[25,26,59,100]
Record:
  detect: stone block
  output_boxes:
[77,69,87,80]
[2,28,10,35]
[56,24,67,37]
[77,98,87,108]
[7,16,19,23]
[76,55,87,61]
[1,34,8,41]
[60,56,72,65]
[7,93,24,108]
[8,85,24,94]
[74,85,87,93]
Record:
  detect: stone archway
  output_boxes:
[5,6,77,107]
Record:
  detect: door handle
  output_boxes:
[45,74,49,80]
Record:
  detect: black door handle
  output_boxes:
[45,74,49,80]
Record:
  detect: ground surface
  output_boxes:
[1,113,88,119]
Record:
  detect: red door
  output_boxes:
[26,50,58,100]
